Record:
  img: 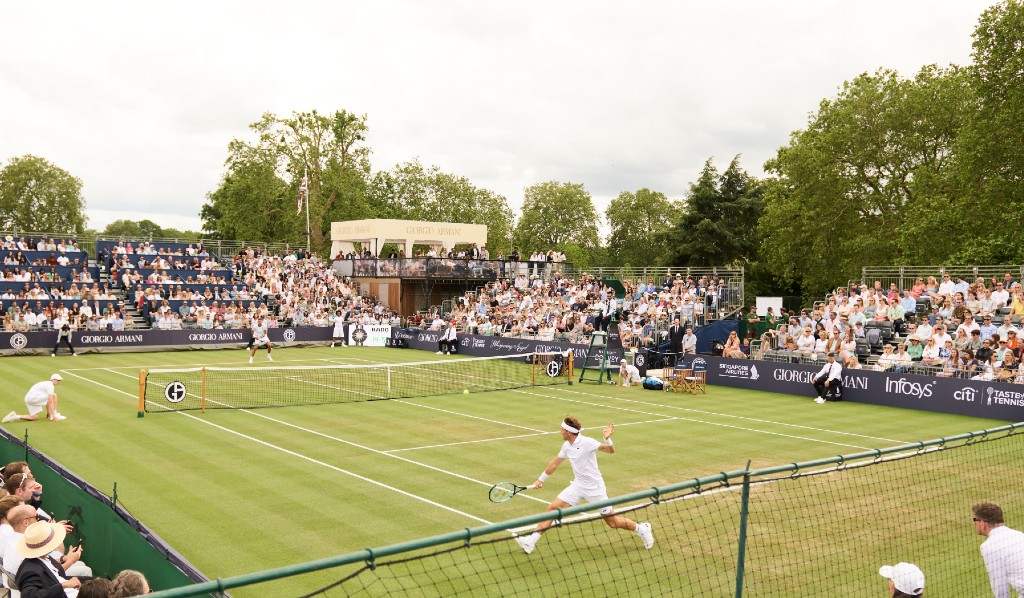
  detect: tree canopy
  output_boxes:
[0,155,87,233]
[666,156,763,268]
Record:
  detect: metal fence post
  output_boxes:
[734,460,752,598]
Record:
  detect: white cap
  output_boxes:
[879,563,924,595]
[620,358,627,364]
[50,374,63,381]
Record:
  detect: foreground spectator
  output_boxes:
[110,568,150,596]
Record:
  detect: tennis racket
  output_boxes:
[488,482,533,503]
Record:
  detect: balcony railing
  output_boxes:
[332,258,573,280]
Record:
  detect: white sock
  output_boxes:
[529,532,541,543]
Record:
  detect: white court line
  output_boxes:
[60,353,370,372]
[386,417,680,453]
[546,386,912,445]
[63,369,496,523]
[392,400,548,433]
[335,352,913,446]
[513,389,876,451]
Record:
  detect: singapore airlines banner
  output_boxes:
[675,355,1024,421]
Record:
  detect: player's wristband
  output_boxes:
[538,472,549,482]
[605,438,613,446]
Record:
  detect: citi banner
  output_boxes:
[390,328,627,368]
[0,327,332,354]
[674,355,1024,421]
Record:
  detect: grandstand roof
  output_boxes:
[330,219,488,257]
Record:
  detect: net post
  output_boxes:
[566,351,574,384]
[201,368,207,413]
[387,366,392,394]
[137,370,147,418]
[532,352,537,386]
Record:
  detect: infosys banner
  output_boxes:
[675,355,1024,421]
[0,327,333,355]
[390,328,627,369]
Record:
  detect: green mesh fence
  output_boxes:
[148,423,1024,597]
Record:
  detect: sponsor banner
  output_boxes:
[672,355,1024,421]
[391,328,625,366]
[347,324,391,347]
[0,327,331,354]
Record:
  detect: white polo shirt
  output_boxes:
[981,525,1024,598]
[24,381,55,406]
[558,434,605,492]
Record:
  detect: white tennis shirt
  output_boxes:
[24,381,55,405]
[981,525,1024,598]
[558,434,605,491]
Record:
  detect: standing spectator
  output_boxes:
[878,561,925,597]
[972,501,1024,598]
[682,327,697,356]
[667,318,683,366]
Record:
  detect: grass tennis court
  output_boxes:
[0,346,1011,596]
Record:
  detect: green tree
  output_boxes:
[102,219,162,238]
[368,159,514,252]
[202,109,373,252]
[604,188,678,267]
[952,0,1024,263]
[759,67,967,295]
[514,181,599,259]
[0,154,87,233]
[666,156,763,267]
[202,158,290,242]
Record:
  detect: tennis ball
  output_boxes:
[463,389,470,394]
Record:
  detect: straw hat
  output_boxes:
[16,520,66,558]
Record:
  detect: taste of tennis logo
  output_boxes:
[282,328,297,342]
[985,387,1024,407]
[9,333,28,349]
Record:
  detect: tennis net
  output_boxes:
[138,351,572,414]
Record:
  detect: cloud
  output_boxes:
[0,0,993,235]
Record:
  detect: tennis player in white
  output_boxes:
[3,374,67,423]
[249,315,273,364]
[516,416,654,554]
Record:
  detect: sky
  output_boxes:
[0,1,997,235]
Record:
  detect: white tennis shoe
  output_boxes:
[2,411,18,423]
[637,522,654,549]
[515,536,536,555]
[249,357,253,364]
[814,397,825,404]
[50,413,67,421]
[267,355,273,362]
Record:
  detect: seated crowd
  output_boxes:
[0,460,151,596]
[408,262,726,351]
[753,271,1024,383]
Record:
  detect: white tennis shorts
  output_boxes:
[254,336,270,347]
[24,393,48,416]
[557,481,614,516]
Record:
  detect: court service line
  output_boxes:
[60,369,496,524]
[513,389,876,451]
[545,386,912,445]
[386,417,680,453]
[336,354,912,445]
[392,400,548,433]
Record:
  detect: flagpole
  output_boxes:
[303,167,311,254]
